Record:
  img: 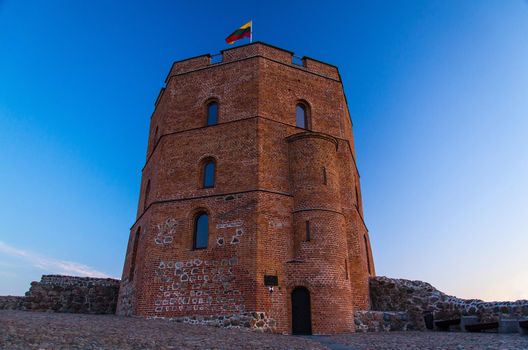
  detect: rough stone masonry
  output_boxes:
[0,275,119,314]
[368,276,528,331]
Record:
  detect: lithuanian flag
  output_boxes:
[225,21,252,45]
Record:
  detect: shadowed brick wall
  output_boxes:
[117,42,375,334]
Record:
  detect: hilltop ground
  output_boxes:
[1,310,527,350]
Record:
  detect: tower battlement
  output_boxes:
[165,42,340,82]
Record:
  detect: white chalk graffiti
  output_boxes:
[153,257,243,314]
[230,228,243,245]
[268,218,290,229]
[154,218,179,245]
[216,220,243,229]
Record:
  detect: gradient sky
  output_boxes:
[1,1,527,301]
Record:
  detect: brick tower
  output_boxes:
[117,42,375,335]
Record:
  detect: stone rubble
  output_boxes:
[370,276,528,330]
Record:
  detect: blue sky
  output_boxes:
[0,1,527,301]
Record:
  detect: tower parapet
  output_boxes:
[165,42,340,81]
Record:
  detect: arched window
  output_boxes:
[296,103,309,129]
[193,212,209,249]
[207,101,218,126]
[202,160,215,188]
[364,235,371,275]
[129,227,140,281]
[144,180,151,211]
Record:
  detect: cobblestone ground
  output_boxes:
[323,331,528,350]
[0,310,324,350]
[2,310,528,350]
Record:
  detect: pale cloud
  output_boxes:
[0,241,114,278]
[0,270,18,278]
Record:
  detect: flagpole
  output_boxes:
[250,20,253,43]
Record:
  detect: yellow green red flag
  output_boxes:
[225,21,252,45]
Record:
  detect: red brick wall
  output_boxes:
[117,42,375,334]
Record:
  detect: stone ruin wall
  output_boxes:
[0,275,120,314]
[354,310,413,332]
[0,296,25,310]
[368,276,528,331]
[3,273,527,334]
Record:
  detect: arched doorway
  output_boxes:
[291,287,312,335]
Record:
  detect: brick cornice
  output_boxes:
[292,208,344,216]
[149,53,345,122]
[164,54,341,86]
[286,131,339,151]
[142,116,361,178]
[131,190,370,233]
[130,188,292,230]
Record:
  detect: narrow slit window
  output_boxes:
[207,102,218,126]
[364,235,371,275]
[144,180,151,211]
[323,167,327,185]
[193,212,209,249]
[129,227,141,281]
[305,221,311,241]
[345,258,349,280]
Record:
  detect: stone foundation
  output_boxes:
[115,279,134,316]
[155,311,276,333]
[370,276,528,330]
[0,275,120,314]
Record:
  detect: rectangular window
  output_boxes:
[323,167,327,185]
[305,221,311,241]
[345,259,349,280]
